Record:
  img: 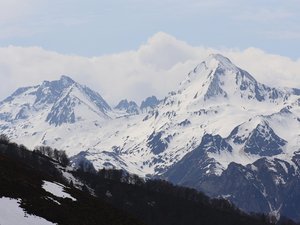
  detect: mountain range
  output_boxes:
[1,54,300,221]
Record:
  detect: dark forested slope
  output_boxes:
[0,137,145,225]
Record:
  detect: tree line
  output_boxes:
[0,134,69,167]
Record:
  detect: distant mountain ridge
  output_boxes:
[114,96,160,115]
[0,75,112,126]
[115,99,139,115]
[1,54,300,221]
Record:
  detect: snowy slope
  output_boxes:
[0,197,55,225]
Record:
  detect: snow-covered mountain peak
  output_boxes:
[39,75,76,91]
[140,96,160,112]
[205,54,237,71]
[177,54,289,104]
[114,99,139,115]
[35,79,75,106]
[185,54,238,81]
[179,54,247,99]
[0,75,112,128]
[59,75,75,86]
[42,78,113,126]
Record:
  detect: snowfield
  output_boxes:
[42,181,76,201]
[0,197,55,225]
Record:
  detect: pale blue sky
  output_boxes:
[0,0,299,58]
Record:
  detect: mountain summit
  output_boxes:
[0,75,111,126]
[179,54,289,103]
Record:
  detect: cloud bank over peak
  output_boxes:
[137,32,204,70]
[0,32,299,105]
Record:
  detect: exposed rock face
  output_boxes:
[115,99,140,115]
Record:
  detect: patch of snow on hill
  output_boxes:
[42,181,76,201]
[0,197,55,225]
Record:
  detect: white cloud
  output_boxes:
[0,32,299,106]
[137,32,202,70]
[226,48,300,88]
